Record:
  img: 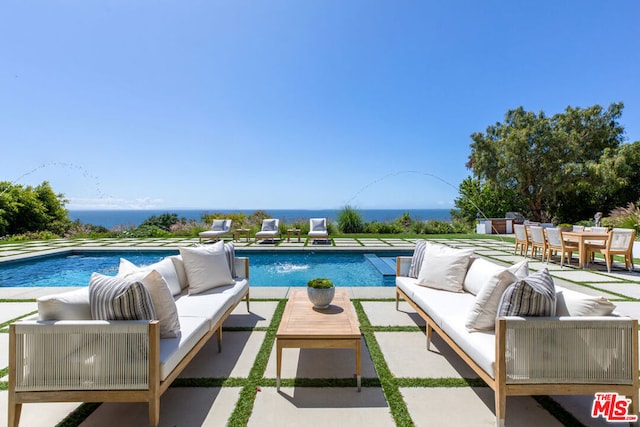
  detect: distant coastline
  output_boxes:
[68,209,452,228]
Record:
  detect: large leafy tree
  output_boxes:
[0,181,71,236]
[452,177,523,224]
[466,103,627,223]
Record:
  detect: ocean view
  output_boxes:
[68,209,451,228]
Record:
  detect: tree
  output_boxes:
[466,103,626,223]
[452,177,523,224]
[0,181,70,236]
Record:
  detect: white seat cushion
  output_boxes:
[159,316,209,381]
[441,315,496,378]
[409,282,476,327]
[174,279,247,329]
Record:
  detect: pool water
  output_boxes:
[0,250,406,288]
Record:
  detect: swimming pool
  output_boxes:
[0,250,410,288]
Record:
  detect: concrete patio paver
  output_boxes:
[375,332,479,379]
[362,301,425,327]
[264,337,377,380]
[249,387,395,427]
[79,387,241,427]
[401,387,564,427]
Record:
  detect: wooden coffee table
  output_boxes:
[276,289,362,391]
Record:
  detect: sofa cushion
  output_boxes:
[555,286,616,316]
[441,315,496,378]
[416,243,474,292]
[159,315,209,381]
[465,260,529,332]
[37,288,92,320]
[498,269,556,317]
[124,269,181,338]
[408,240,427,279]
[174,279,248,329]
[410,282,476,327]
[118,257,182,296]
[89,273,157,321]
[179,244,235,295]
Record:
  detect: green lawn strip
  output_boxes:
[352,300,415,427]
[0,299,36,303]
[226,299,286,426]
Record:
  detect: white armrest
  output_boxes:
[234,257,249,279]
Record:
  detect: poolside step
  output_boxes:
[364,254,396,276]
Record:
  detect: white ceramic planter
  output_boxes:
[307,287,335,309]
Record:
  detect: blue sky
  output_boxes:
[2,1,639,211]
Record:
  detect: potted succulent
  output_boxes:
[307,278,335,309]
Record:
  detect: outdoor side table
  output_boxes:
[234,228,251,242]
[287,228,301,242]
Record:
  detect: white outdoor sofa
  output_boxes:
[8,243,249,427]
[395,242,638,427]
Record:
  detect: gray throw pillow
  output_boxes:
[408,240,427,278]
[497,268,556,317]
[89,273,157,321]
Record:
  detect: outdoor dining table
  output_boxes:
[561,230,610,268]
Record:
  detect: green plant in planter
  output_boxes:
[307,278,335,308]
[307,278,334,289]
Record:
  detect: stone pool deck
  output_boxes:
[1,236,639,426]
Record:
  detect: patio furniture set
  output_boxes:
[514,223,636,272]
[396,240,638,427]
[199,217,330,244]
[9,242,250,427]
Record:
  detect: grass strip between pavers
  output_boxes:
[226,299,286,426]
[352,299,415,427]
[0,310,38,330]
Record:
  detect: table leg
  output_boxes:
[356,338,361,392]
[276,339,282,391]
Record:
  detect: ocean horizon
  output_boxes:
[68,208,452,228]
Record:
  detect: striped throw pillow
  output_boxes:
[497,269,556,317]
[408,240,427,278]
[89,273,157,321]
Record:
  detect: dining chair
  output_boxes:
[586,228,636,272]
[544,228,579,267]
[572,225,585,232]
[513,224,528,256]
[528,226,547,259]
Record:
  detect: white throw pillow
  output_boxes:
[125,269,181,338]
[416,243,475,292]
[169,255,189,291]
[463,258,508,295]
[179,245,235,295]
[117,257,182,296]
[37,288,92,320]
[555,287,616,316]
[465,269,517,332]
